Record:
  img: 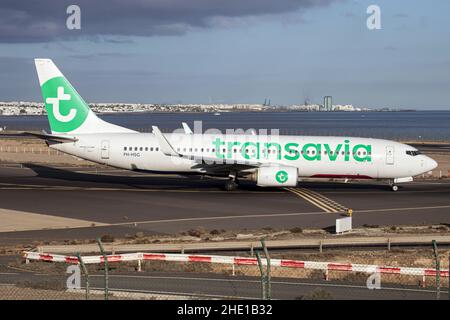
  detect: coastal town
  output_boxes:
[0,101,386,116]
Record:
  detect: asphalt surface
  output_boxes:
[0,163,450,244]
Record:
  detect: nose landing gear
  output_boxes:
[389,179,399,192]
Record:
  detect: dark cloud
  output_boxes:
[0,0,338,43]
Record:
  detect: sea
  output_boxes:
[1,111,449,141]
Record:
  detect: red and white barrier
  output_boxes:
[23,251,449,278]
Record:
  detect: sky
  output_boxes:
[0,0,449,109]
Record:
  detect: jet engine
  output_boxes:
[250,166,298,187]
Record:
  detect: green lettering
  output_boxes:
[227,141,241,158]
[212,138,225,159]
[353,144,372,162]
[302,143,322,161]
[264,142,282,160]
[344,140,350,161]
[284,143,300,161]
[324,144,342,161]
[241,142,260,160]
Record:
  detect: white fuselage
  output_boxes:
[51,133,437,180]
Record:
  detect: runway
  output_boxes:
[0,163,450,244]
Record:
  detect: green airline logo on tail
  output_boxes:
[41,76,89,133]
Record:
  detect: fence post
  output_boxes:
[76,253,90,300]
[261,239,271,300]
[432,240,440,300]
[255,251,266,300]
[97,238,109,300]
[255,239,271,300]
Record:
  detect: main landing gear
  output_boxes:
[225,174,239,191]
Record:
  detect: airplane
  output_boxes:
[31,59,438,192]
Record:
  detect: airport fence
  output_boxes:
[0,145,63,156]
[0,247,448,301]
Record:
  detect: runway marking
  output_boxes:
[356,204,450,214]
[1,204,450,234]
[107,204,450,228]
[285,187,347,213]
[285,187,335,213]
[104,210,328,227]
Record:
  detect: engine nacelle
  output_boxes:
[252,166,298,187]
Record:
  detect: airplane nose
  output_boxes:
[426,157,438,171]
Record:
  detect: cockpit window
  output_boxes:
[406,150,421,156]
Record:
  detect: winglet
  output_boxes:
[152,126,180,156]
[182,122,193,134]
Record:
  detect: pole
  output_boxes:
[255,251,266,300]
[76,253,90,300]
[97,238,109,300]
[432,240,440,300]
[261,239,271,300]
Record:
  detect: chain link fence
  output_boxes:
[1,243,449,300]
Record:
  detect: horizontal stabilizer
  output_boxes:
[23,131,78,143]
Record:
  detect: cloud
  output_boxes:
[0,0,339,43]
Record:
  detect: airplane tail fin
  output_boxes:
[34,59,135,135]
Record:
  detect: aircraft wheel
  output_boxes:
[225,179,238,191]
[391,185,399,192]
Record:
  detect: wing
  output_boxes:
[152,126,267,175]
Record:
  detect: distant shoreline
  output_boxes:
[0,109,439,116]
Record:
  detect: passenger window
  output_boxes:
[134,147,138,151]
[156,147,159,151]
[140,147,143,151]
[124,147,127,151]
[150,147,154,151]
[145,147,148,151]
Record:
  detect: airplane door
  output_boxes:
[101,140,110,159]
[386,146,394,165]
